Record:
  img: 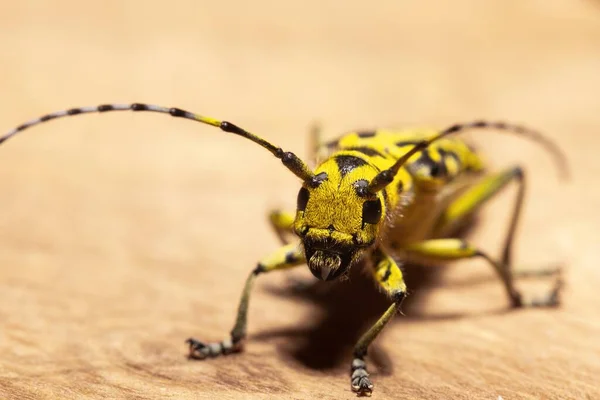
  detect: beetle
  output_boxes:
[1,103,567,395]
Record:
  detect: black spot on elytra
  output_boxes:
[357,131,376,138]
[438,148,459,162]
[438,148,462,173]
[395,140,422,147]
[416,149,447,178]
[347,146,385,157]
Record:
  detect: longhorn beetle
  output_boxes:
[1,103,568,395]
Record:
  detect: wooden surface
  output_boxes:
[1,1,599,399]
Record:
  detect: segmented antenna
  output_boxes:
[1,107,568,186]
[368,120,570,193]
[442,121,570,179]
[0,103,314,181]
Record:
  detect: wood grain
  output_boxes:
[1,1,599,399]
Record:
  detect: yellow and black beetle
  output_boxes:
[1,103,568,395]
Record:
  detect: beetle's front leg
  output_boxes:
[351,248,407,396]
[187,242,305,359]
[268,209,296,245]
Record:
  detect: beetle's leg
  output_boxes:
[513,265,562,278]
[187,242,305,359]
[435,166,525,266]
[351,248,407,396]
[268,210,296,245]
[434,166,561,297]
[403,238,561,308]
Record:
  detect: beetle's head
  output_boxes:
[294,156,386,281]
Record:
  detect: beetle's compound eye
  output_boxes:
[362,199,382,225]
[297,187,310,211]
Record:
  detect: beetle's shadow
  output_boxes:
[254,261,447,374]
[253,221,500,373]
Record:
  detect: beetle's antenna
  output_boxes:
[367,120,570,193]
[0,103,314,182]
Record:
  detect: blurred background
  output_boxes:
[0,1,599,399]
